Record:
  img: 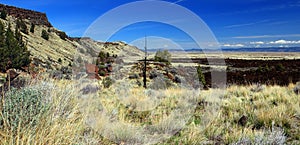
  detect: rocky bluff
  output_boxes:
[0,4,52,27]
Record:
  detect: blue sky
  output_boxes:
[1,0,300,49]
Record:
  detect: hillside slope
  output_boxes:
[0,3,144,76]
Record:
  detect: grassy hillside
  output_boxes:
[0,78,299,144]
[0,15,143,75]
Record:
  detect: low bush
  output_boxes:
[102,77,114,88]
[0,88,49,132]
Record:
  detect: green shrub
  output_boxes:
[41,29,49,40]
[0,88,49,132]
[154,49,172,65]
[98,69,106,76]
[98,51,106,60]
[102,77,114,88]
[77,56,83,63]
[197,65,206,87]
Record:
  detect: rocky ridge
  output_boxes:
[0,4,52,27]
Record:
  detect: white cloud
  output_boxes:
[221,39,300,48]
[233,34,300,39]
[269,39,300,44]
[250,41,265,45]
[223,44,245,47]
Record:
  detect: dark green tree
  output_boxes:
[0,21,5,47]
[30,23,35,33]
[0,24,31,72]
[0,21,6,70]
[0,10,7,20]
[58,58,62,63]
[41,29,49,40]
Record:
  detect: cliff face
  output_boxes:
[0,4,52,27]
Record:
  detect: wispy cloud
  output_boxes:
[250,41,265,44]
[225,19,271,28]
[218,1,300,16]
[222,43,245,47]
[265,21,289,25]
[233,34,300,39]
[173,0,186,4]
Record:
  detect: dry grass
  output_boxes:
[0,78,299,144]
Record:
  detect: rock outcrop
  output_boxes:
[0,4,52,27]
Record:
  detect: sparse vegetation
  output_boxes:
[16,19,28,34]
[276,63,285,71]
[57,31,68,40]
[0,78,299,144]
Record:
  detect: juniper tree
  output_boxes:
[30,23,35,33]
[0,10,7,20]
[0,23,30,72]
[41,29,49,40]
[0,21,6,70]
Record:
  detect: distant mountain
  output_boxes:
[220,47,300,52]
[145,47,300,52]
[162,47,300,52]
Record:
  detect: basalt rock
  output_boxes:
[0,4,52,27]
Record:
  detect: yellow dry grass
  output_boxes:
[0,78,299,144]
